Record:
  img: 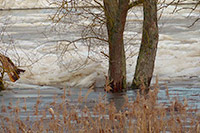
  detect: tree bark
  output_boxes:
[132,0,158,90]
[103,0,129,92]
[0,53,25,91]
[0,77,4,91]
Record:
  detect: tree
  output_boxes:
[55,0,159,92]
[0,53,25,91]
[132,0,159,90]
[103,0,129,92]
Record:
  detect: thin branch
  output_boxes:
[188,18,200,28]
[100,51,109,58]
[128,0,144,10]
[58,36,108,58]
[94,0,104,9]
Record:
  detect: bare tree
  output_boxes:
[103,0,129,92]
[53,0,160,92]
[132,0,159,90]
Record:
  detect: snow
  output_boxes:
[0,3,199,88]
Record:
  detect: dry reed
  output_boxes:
[0,85,199,133]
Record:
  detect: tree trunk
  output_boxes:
[132,0,158,90]
[103,0,129,92]
[0,77,4,91]
[0,53,25,91]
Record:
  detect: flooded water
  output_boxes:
[0,3,200,123]
[0,79,199,122]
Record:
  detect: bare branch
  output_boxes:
[94,0,104,9]
[100,51,109,58]
[128,0,144,10]
[188,18,200,28]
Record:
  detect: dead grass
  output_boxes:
[0,85,199,133]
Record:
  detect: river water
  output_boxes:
[0,3,200,120]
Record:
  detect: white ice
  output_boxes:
[0,0,55,9]
[0,1,199,88]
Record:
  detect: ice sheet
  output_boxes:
[0,4,199,88]
[0,0,55,9]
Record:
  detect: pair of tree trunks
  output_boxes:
[104,0,158,92]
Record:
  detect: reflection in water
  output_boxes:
[107,90,137,111]
[107,92,127,111]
